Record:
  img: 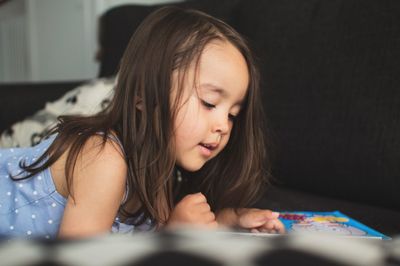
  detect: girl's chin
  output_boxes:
[175,160,205,172]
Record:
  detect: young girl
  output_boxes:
[0,7,284,239]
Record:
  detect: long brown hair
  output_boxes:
[19,7,270,225]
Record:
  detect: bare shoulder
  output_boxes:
[79,134,126,168]
[51,134,127,197]
[73,134,127,196]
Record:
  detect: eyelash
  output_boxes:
[201,100,237,121]
[201,100,215,109]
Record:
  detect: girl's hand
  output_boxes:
[166,192,218,229]
[237,208,285,234]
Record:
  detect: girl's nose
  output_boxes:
[212,113,230,135]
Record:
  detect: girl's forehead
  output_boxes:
[171,40,249,99]
[196,41,249,96]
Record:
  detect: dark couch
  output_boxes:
[1,0,399,237]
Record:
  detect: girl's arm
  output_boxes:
[57,136,127,238]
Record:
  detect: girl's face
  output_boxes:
[173,40,249,171]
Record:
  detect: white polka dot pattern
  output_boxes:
[0,133,143,238]
[0,136,67,238]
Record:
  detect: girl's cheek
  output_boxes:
[219,134,230,152]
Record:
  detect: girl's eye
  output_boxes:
[228,114,237,122]
[201,100,216,109]
[201,99,238,122]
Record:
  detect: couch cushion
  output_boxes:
[98,0,241,77]
[0,81,84,134]
[234,0,400,211]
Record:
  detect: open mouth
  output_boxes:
[199,143,217,151]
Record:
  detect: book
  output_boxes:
[224,211,390,240]
[279,211,389,239]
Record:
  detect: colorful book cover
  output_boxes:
[278,211,390,240]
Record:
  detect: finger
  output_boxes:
[197,202,211,213]
[267,219,285,234]
[259,210,280,220]
[250,210,280,223]
[259,224,275,233]
[251,228,260,233]
[259,220,275,231]
[265,229,278,234]
[259,219,285,234]
[183,192,207,204]
[192,192,207,203]
[204,212,216,223]
[242,211,278,228]
[259,227,276,233]
[207,221,219,229]
[275,219,286,234]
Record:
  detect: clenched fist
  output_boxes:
[166,193,218,229]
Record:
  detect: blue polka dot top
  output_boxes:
[0,135,154,239]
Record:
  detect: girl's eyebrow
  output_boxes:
[200,83,243,106]
[201,83,226,96]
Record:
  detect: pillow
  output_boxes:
[0,78,115,148]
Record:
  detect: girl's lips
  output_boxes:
[199,144,212,157]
